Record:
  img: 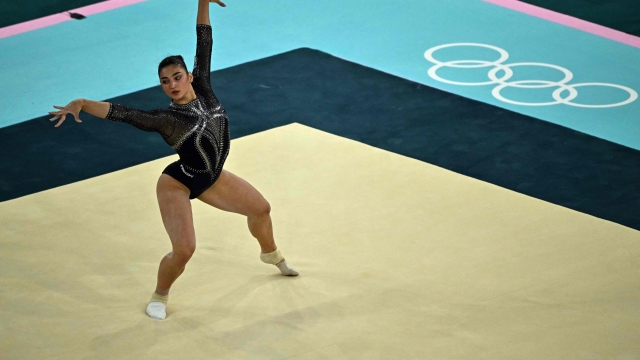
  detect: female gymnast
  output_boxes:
[48,0,298,320]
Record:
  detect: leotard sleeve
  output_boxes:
[192,24,213,92]
[105,103,175,138]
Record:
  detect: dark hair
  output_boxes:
[158,55,189,76]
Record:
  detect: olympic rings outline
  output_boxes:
[423,43,638,108]
[553,83,638,108]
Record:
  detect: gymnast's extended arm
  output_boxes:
[48,99,174,137]
[49,99,108,127]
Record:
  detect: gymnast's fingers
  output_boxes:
[73,112,83,123]
[54,115,67,127]
[49,109,65,121]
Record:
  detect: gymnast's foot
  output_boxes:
[260,248,299,276]
[276,260,299,276]
[146,292,168,320]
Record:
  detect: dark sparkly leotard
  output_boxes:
[105,25,230,199]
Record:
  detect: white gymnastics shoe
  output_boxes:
[146,292,169,320]
[276,260,299,276]
[146,301,167,320]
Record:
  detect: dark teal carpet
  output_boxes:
[1,48,639,230]
[521,0,640,36]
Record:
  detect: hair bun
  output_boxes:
[158,55,189,76]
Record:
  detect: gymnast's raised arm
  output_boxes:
[192,0,225,91]
[198,0,226,26]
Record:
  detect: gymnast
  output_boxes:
[48,0,298,320]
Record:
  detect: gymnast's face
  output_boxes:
[159,65,193,101]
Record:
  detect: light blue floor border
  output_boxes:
[1,0,639,150]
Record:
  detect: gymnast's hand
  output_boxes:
[49,99,83,127]
[208,0,226,7]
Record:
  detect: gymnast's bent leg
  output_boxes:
[146,174,197,320]
[197,169,298,276]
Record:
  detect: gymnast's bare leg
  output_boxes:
[147,171,297,319]
[198,170,298,276]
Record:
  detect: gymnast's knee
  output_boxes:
[172,244,195,265]
[257,199,271,217]
[248,199,271,219]
[261,200,271,216]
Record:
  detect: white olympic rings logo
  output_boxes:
[424,43,638,108]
